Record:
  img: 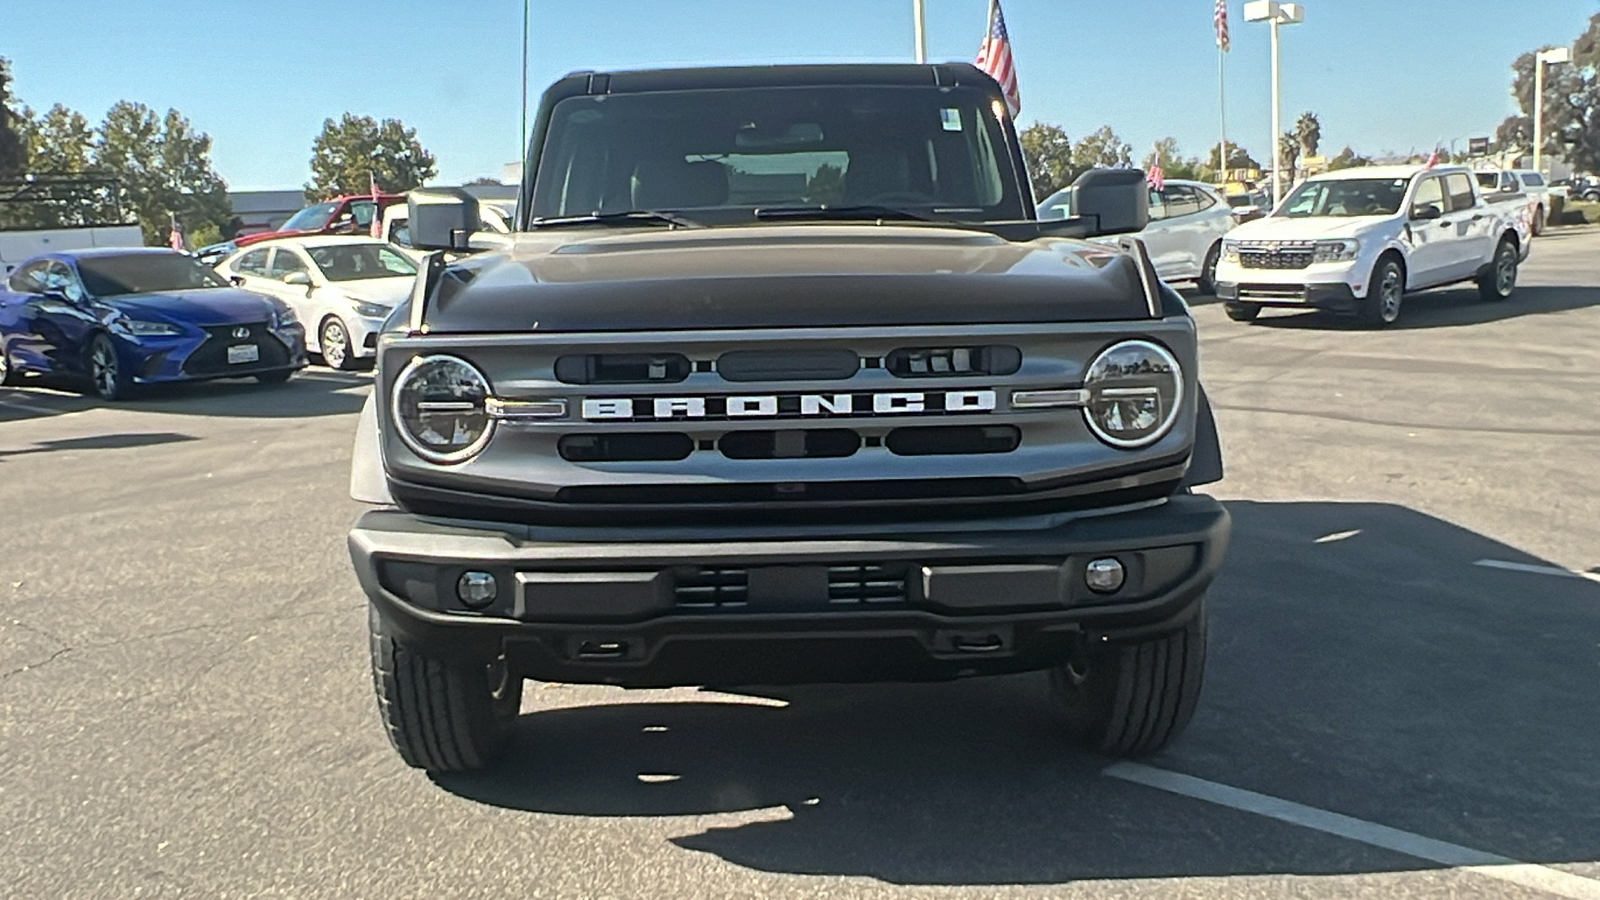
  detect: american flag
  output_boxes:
[167,215,184,252]
[1423,149,1439,169]
[368,172,382,238]
[1214,0,1230,52]
[1147,164,1165,192]
[976,0,1021,118]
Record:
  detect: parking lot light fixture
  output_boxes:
[1533,47,1572,177]
[1243,1,1305,206]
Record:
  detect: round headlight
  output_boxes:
[392,355,494,463]
[1082,340,1184,449]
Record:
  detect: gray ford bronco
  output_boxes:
[348,63,1231,773]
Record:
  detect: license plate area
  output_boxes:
[227,343,260,364]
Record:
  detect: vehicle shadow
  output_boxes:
[0,368,369,421]
[0,431,197,458]
[431,500,1600,885]
[1246,284,1600,331]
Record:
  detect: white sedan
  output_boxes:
[215,236,414,369]
[1039,178,1235,293]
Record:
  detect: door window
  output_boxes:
[1411,177,1445,217]
[267,248,310,281]
[7,260,49,293]
[1146,188,1168,221]
[1443,174,1476,212]
[1521,172,1544,187]
[45,262,86,302]
[235,248,270,276]
[1159,186,1202,219]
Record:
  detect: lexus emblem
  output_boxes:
[231,326,250,339]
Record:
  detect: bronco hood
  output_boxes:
[422,225,1159,333]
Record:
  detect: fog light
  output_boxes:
[457,571,498,608]
[1085,558,1126,594]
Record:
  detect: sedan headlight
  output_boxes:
[1082,340,1184,449]
[1221,241,1241,263]
[353,300,390,319]
[116,317,182,336]
[392,355,494,463]
[1312,239,1360,263]
[269,301,298,327]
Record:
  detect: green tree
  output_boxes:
[1072,126,1132,171]
[1143,137,1183,173]
[1277,132,1301,183]
[1503,18,1600,172]
[1017,123,1074,201]
[25,103,95,172]
[94,101,232,245]
[307,113,436,200]
[1206,143,1260,174]
[0,57,25,177]
[1326,146,1373,171]
[1294,111,1322,160]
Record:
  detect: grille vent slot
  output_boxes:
[716,349,860,382]
[828,565,909,604]
[885,425,1020,456]
[674,568,749,608]
[559,433,694,462]
[720,429,860,460]
[886,345,1020,378]
[555,353,690,384]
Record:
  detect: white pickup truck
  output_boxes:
[1213,165,1531,327]
[1472,168,1551,236]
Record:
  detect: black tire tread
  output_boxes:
[368,609,514,772]
[1476,238,1517,302]
[1056,605,1206,758]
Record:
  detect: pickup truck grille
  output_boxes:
[1236,240,1315,270]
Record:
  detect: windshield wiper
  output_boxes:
[530,210,699,229]
[753,205,945,223]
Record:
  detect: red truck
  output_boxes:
[235,193,407,247]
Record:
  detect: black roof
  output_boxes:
[549,63,1001,96]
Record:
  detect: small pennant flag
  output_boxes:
[369,172,383,238]
[168,215,184,252]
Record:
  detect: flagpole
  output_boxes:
[913,0,927,63]
[1218,48,1228,186]
[520,0,530,155]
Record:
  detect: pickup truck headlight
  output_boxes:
[1313,239,1360,263]
[1082,340,1183,449]
[392,354,494,463]
[1221,241,1241,263]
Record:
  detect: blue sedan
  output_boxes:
[0,248,307,400]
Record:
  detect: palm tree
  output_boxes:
[1294,112,1322,162]
[1278,132,1302,185]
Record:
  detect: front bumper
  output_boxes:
[1214,281,1361,313]
[126,323,307,384]
[348,494,1231,686]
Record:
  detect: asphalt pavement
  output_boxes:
[3,228,1599,899]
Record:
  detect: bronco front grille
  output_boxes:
[673,568,748,608]
[828,564,909,604]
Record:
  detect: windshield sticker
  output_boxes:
[940,108,962,132]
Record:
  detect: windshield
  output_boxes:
[281,201,337,232]
[77,253,228,296]
[1276,178,1409,218]
[530,85,1024,224]
[307,243,418,281]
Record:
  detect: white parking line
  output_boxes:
[1105,762,1600,899]
[1474,558,1600,584]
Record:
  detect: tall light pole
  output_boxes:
[1533,46,1571,177]
[913,0,927,63]
[1243,1,1304,207]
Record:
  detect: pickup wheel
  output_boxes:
[1223,302,1261,322]
[1477,237,1519,302]
[368,607,522,772]
[1358,257,1405,328]
[1197,242,1222,295]
[1050,602,1206,757]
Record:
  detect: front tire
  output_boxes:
[1223,302,1261,322]
[87,334,134,400]
[368,608,521,772]
[319,317,358,371]
[1358,256,1404,328]
[1531,205,1545,236]
[1051,602,1207,757]
[1477,238,1518,302]
[1196,242,1222,295]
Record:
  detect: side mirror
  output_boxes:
[408,188,478,252]
[1410,203,1442,221]
[229,275,246,287]
[283,271,313,287]
[1062,168,1150,237]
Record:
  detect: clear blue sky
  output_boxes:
[3,0,1594,190]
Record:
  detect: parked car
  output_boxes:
[1472,168,1551,236]
[234,193,408,248]
[193,241,237,267]
[1225,189,1271,225]
[1214,165,1530,326]
[215,236,415,370]
[0,248,306,399]
[1038,178,1234,292]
